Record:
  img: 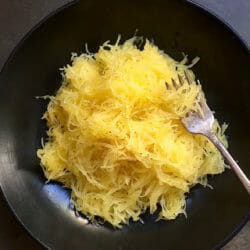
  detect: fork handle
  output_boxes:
[205,131,250,195]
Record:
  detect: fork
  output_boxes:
[166,71,250,195]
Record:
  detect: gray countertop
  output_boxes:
[0,0,249,249]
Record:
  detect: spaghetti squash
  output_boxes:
[37,37,228,227]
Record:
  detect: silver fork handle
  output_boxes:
[206,131,250,195]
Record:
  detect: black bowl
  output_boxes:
[0,0,249,249]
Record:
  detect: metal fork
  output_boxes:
[166,72,250,195]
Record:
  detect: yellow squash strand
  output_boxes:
[37,37,228,227]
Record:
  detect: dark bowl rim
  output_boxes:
[0,0,249,249]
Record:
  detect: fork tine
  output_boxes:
[184,70,192,85]
[178,74,184,86]
[199,96,211,113]
[171,78,178,89]
[165,82,170,90]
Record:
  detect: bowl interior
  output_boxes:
[0,0,249,249]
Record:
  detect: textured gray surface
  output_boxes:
[192,0,250,46]
[223,222,250,250]
[0,0,249,249]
